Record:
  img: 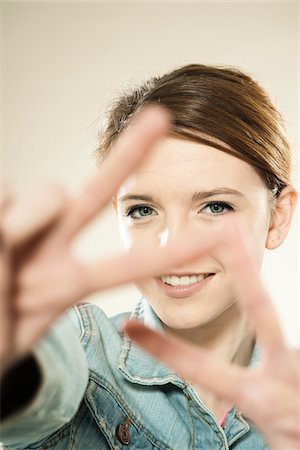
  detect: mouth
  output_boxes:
[160,273,213,286]
[155,273,215,298]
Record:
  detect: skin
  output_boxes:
[1,107,299,449]
[115,137,293,339]
[115,137,298,419]
[1,107,209,373]
[119,138,299,448]
[125,219,300,450]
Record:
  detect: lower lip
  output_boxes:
[155,274,215,298]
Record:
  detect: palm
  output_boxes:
[12,237,86,358]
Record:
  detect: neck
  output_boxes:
[163,304,255,419]
[163,303,255,367]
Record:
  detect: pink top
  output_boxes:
[219,406,231,428]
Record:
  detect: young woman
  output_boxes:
[1,64,299,450]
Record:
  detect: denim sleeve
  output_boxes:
[0,312,89,449]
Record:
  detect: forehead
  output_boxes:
[118,137,266,196]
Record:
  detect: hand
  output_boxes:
[0,106,217,376]
[125,215,300,450]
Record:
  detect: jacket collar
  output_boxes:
[118,298,261,386]
[118,298,185,387]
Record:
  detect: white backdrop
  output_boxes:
[1,1,299,346]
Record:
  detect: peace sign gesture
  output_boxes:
[125,216,300,450]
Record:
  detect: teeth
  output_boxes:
[161,274,211,286]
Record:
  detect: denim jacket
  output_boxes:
[1,299,269,450]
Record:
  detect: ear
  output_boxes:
[266,185,298,250]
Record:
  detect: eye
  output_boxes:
[202,201,233,215]
[126,205,157,220]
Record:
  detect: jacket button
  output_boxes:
[116,423,130,445]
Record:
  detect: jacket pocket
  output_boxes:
[84,375,173,450]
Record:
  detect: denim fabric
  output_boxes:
[1,299,269,449]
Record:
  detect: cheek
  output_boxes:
[247,232,267,268]
[239,214,270,269]
[117,210,165,250]
[135,278,151,291]
[116,209,147,250]
[133,279,155,303]
[117,221,134,250]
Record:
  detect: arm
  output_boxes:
[1,356,41,421]
[0,314,89,448]
[1,107,216,447]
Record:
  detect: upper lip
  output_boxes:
[158,272,214,277]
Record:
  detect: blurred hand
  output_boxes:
[0,106,218,376]
[125,216,300,450]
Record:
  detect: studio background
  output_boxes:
[1,1,299,346]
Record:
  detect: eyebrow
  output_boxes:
[192,188,245,201]
[119,188,245,203]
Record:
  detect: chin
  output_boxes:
[136,276,237,330]
[157,308,229,331]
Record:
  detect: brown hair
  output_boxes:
[96,64,291,197]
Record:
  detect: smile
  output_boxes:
[156,273,215,299]
[160,273,212,286]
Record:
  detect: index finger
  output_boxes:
[57,106,170,241]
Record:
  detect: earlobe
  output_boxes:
[265,185,298,250]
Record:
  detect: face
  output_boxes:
[115,137,272,332]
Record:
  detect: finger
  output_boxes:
[221,214,286,357]
[124,319,246,405]
[17,227,220,313]
[126,320,300,450]
[1,183,67,247]
[57,106,170,241]
[79,227,222,295]
[1,182,66,369]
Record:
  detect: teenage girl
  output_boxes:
[1,64,299,450]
